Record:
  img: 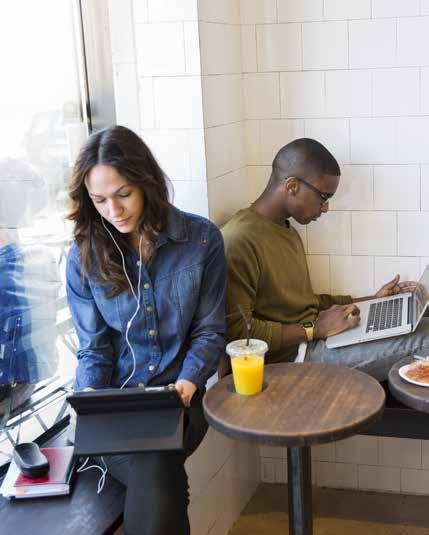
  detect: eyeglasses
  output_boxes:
[288,176,334,206]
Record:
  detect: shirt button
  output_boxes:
[148,329,156,337]
[148,365,155,372]
[137,260,141,266]
[146,306,153,313]
[138,382,145,388]
[143,282,151,290]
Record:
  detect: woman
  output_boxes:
[66,125,226,535]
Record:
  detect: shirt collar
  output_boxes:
[155,205,189,248]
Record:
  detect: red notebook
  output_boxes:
[15,447,74,486]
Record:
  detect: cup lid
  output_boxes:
[226,339,268,357]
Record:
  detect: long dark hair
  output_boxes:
[67,125,170,296]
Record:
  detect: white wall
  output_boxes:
[244,0,429,496]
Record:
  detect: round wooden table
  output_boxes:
[389,357,429,413]
[203,363,385,535]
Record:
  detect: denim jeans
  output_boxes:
[305,317,429,381]
[104,392,208,535]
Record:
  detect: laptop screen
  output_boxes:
[414,266,429,325]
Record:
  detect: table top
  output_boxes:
[203,363,385,447]
[389,357,429,413]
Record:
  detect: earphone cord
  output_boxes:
[79,216,143,493]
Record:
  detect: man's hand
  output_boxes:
[375,275,417,298]
[175,379,197,408]
[315,304,361,339]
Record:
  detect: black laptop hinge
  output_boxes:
[407,295,413,325]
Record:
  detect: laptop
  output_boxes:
[67,385,184,456]
[326,265,429,349]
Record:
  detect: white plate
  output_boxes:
[398,364,429,387]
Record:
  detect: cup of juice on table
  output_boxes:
[226,339,268,395]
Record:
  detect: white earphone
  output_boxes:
[100,215,143,389]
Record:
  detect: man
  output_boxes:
[222,138,423,381]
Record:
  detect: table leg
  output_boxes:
[287,446,312,535]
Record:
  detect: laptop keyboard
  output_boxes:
[366,298,403,333]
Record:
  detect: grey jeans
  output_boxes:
[305,317,429,381]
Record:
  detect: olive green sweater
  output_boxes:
[221,208,352,363]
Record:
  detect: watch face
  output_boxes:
[303,321,314,328]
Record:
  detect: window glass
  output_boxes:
[0,0,87,461]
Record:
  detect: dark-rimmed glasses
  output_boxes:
[287,176,334,206]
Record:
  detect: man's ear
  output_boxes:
[284,176,299,195]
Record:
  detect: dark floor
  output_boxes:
[229,483,429,534]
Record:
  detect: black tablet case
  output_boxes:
[67,387,184,456]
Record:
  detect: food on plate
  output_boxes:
[405,361,429,383]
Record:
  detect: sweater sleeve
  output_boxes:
[224,234,283,353]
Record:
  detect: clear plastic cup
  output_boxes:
[226,339,268,395]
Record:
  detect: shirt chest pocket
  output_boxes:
[154,266,202,337]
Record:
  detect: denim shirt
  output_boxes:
[66,206,227,391]
[0,243,59,384]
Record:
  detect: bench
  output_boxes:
[0,418,125,535]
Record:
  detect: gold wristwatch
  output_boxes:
[302,321,315,342]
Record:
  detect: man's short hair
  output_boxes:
[271,138,340,183]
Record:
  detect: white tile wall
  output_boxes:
[247,166,271,201]
[398,213,429,256]
[349,19,396,69]
[397,18,429,67]
[396,117,429,164]
[241,25,257,72]
[421,68,429,115]
[329,165,373,211]
[374,257,420,291]
[323,0,370,20]
[239,0,277,24]
[148,0,197,22]
[202,74,243,128]
[199,23,241,75]
[280,71,325,119]
[302,21,348,70]
[139,78,155,129]
[325,70,371,118]
[257,24,302,72]
[315,462,358,489]
[307,211,351,255]
[244,121,260,166]
[304,119,350,164]
[244,73,280,119]
[184,22,201,75]
[312,442,335,462]
[153,76,204,129]
[401,469,429,495]
[306,255,331,294]
[352,212,397,255]
[372,68,420,117]
[172,180,208,217]
[135,23,186,76]
[374,165,420,211]
[208,168,249,225]
[198,0,240,24]
[277,0,323,23]
[421,165,429,211]
[109,0,135,63]
[379,437,422,469]
[330,255,374,296]
[113,63,140,133]
[133,0,148,22]
[205,123,245,179]
[350,118,396,164]
[372,0,420,18]
[335,436,378,465]
[358,465,401,493]
[259,119,304,165]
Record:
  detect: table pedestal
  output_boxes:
[288,446,312,535]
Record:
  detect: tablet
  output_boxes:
[66,386,184,456]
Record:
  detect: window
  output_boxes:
[0,0,114,464]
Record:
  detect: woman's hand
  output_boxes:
[175,379,197,408]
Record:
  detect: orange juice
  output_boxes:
[231,354,264,395]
